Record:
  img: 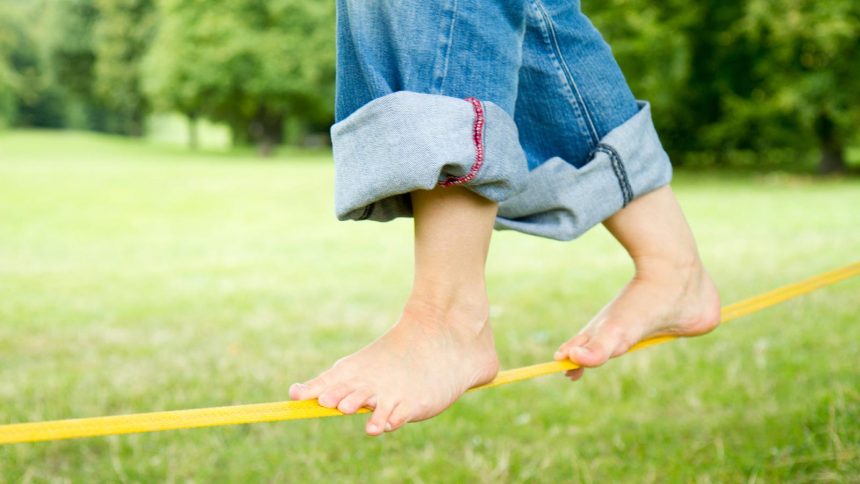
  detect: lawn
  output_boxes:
[0,130,858,482]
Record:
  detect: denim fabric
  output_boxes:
[331,0,673,241]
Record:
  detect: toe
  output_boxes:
[567,333,614,368]
[289,375,328,401]
[366,398,397,436]
[386,403,411,432]
[337,388,374,415]
[317,383,353,409]
[565,368,585,381]
[555,334,589,360]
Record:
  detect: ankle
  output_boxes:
[404,284,490,333]
[632,253,705,283]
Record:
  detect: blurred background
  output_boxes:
[0,0,858,169]
[1,0,858,481]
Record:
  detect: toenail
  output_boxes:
[385,422,392,432]
[573,346,590,356]
[367,424,379,433]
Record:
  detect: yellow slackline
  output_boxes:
[1,262,858,445]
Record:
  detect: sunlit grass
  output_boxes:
[1,130,858,481]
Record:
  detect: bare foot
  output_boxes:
[555,259,721,380]
[554,185,721,380]
[291,184,500,435]
[289,184,500,435]
[289,296,499,435]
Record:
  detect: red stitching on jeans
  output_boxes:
[439,97,485,187]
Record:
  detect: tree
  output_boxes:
[589,0,859,170]
[42,0,156,134]
[144,0,336,155]
[587,0,760,164]
[0,2,22,127]
[93,0,158,137]
[733,0,860,172]
[46,0,113,131]
[0,0,67,128]
[142,0,217,149]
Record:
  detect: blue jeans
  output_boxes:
[331,0,672,241]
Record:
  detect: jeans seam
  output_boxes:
[431,0,458,94]
[532,0,600,145]
[592,143,633,207]
[440,97,486,187]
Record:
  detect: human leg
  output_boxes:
[290,184,499,435]
[555,186,721,376]
[501,0,719,370]
[292,0,530,435]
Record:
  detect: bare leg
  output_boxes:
[290,185,500,435]
[555,185,721,380]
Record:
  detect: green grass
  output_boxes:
[1,129,858,482]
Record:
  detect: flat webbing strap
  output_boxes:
[1,262,858,445]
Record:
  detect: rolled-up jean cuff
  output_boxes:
[332,91,529,222]
[332,93,672,242]
[495,101,673,241]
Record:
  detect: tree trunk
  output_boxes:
[187,112,199,150]
[127,106,146,137]
[814,112,846,174]
[229,118,250,147]
[249,107,284,157]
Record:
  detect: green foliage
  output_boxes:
[0,3,21,127]
[92,0,158,136]
[144,0,335,153]
[0,0,66,128]
[587,0,860,170]
[47,0,98,99]
[45,0,119,132]
[2,0,336,150]
[739,0,859,126]
[41,0,157,135]
[731,0,860,171]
